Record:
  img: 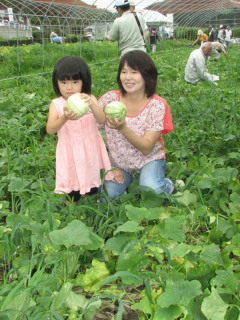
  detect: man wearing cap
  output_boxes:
[185,42,219,84]
[129,0,149,40]
[191,30,208,46]
[217,25,226,44]
[105,0,146,57]
[208,25,218,42]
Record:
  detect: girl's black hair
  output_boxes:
[117,50,158,98]
[52,56,91,96]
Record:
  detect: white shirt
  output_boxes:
[185,48,219,84]
[225,30,232,41]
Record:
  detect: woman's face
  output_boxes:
[120,62,145,95]
[57,78,82,100]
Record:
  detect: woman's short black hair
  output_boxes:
[52,56,91,96]
[117,50,158,98]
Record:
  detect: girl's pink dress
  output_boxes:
[53,97,113,195]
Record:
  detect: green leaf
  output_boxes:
[66,292,101,319]
[157,277,202,308]
[174,190,197,207]
[49,220,103,249]
[8,178,31,193]
[211,270,239,294]
[201,287,228,320]
[104,235,132,255]
[75,259,110,292]
[51,282,73,310]
[153,305,182,320]
[125,204,150,222]
[113,221,144,236]
[157,216,186,242]
[201,244,223,266]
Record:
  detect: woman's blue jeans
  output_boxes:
[102,160,174,201]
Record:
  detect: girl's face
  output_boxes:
[57,78,83,100]
[120,62,145,95]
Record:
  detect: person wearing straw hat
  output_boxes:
[191,29,208,46]
[105,0,147,57]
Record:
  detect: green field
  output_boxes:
[0,44,240,320]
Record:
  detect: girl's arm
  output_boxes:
[80,94,106,124]
[105,116,161,156]
[46,101,78,135]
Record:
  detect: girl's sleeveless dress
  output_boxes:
[53,97,114,195]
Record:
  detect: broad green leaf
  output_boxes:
[174,190,197,207]
[75,259,110,292]
[113,221,144,236]
[125,204,150,222]
[169,243,193,258]
[51,282,72,310]
[211,270,238,294]
[66,291,101,320]
[153,305,182,320]
[49,220,103,249]
[104,235,132,255]
[229,192,240,213]
[201,244,222,266]
[157,278,202,308]
[2,290,35,318]
[8,178,31,192]
[201,287,228,320]
[157,216,186,242]
[131,295,154,315]
[197,175,213,189]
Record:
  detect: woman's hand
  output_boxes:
[112,169,124,184]
[63,106,79,120]
[105,116,125,130]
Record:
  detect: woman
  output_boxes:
[192,30,208,47]
[98,50,175,200]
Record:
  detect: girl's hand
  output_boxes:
[79,93,92,107]
[63,106,79,120]
[112,169,124,184]
[105,116,125,130]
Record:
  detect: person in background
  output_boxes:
[129,0,149,40]
[148,29,160,53]
[105,0,146,57]
[46,56,123,205]
[225,26,232,50]
[208,25,218,42]
[191,29,208,46]
[217,25,226,44]
[98,50,176,201]
[185,42,219,85]
[209,41,229,61]
[50,31,58,43]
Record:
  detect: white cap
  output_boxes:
[197,29,203,35]
[129,0,135,5]
[220,24,223,28]
[114,0,129,7]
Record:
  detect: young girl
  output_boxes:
[46,56,123,204]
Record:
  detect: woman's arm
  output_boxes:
[106,116,161,156]
[46,101,78,135]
